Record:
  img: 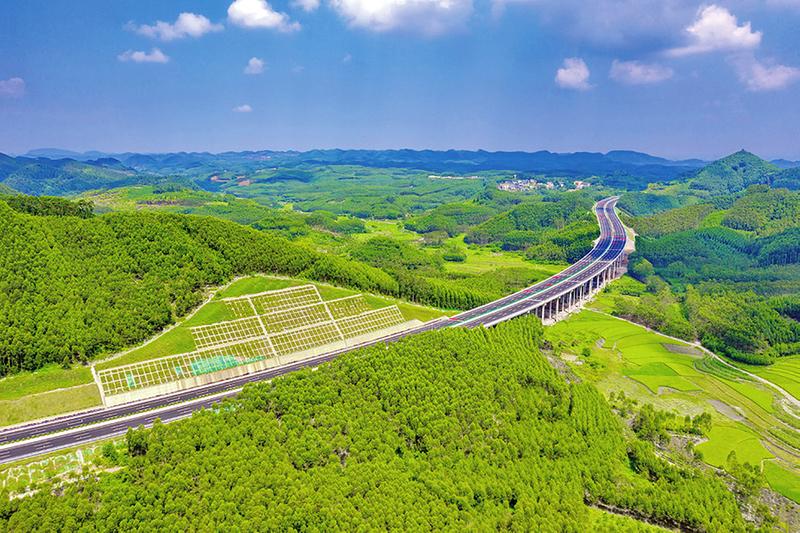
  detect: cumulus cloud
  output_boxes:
[0,77,25,98]
[668,5,761,57]
[293,0,321,12]
[732,56,800,91]
[610,60,673,85]
[555,58,592,90]
[244,57,266,74]
[329,0,473,35]
[233,104,253,112]
[117,48,170,64]
[228,0,301,32]
[132,12,223,41]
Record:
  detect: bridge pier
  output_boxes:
[537,255,627,326]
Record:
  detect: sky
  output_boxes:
[1,0,799,160]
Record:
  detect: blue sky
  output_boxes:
[1,0,799,159]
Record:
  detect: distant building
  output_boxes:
[497,178,592,192]
[428,175,482,180]
[497,179,541,191]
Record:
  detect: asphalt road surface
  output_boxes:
[0,197,626,464]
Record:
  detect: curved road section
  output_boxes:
[0,197,627,464]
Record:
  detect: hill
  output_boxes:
[688,150,781,195]
[0,317,751,531]
[0,154,144,195]
[0,199,398,375]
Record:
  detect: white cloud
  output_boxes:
[732,56,800,91]
[244,57,266,74]
[233,104,253,112]
[668,5,761,57]
[0,77,25,98]
[492,0,696,51]
[228,0,301,32]
[132,12,223,41]
[555,57,592,90]
[342,53,353,63]
[329,0,473,35]
[293,0,321,12]
[610,60,673,85]
[117,48,170,64]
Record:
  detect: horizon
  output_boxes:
[6,145,791,164]
[2,1,800,160]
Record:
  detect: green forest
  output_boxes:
[0,318,758,531]
[0,191,584,375]
[0,198,402,375]
[616,185,800,364]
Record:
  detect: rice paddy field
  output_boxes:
[545,309,800,502]
[737,355,800,400]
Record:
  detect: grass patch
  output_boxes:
[586,507,669,532]
[696,423,772,467]
[763,461,800,503]
[625,362,679,377]
[0,385,101,427]
[446,246,562,276]
[0,365,93,402]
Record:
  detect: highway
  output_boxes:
[0,197,626,464]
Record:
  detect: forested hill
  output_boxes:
[0,195,529,376]
[0,153,143,196]
[625,186,800,364]
[0,199,400,375]
[687,150,798,195]
[0,317,751,531]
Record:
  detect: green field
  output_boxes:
[0,384,101,427]
[545,310,800,500]
[763,461,800,504]
[696,424,773,467]
[445,245,563,277]
[738,355,800,400]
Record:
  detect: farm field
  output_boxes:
[545,309,800,501]
[738,355,800,400]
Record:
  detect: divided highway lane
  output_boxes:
[0,197,626,464]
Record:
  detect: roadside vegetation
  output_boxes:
[0,318,757,531]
